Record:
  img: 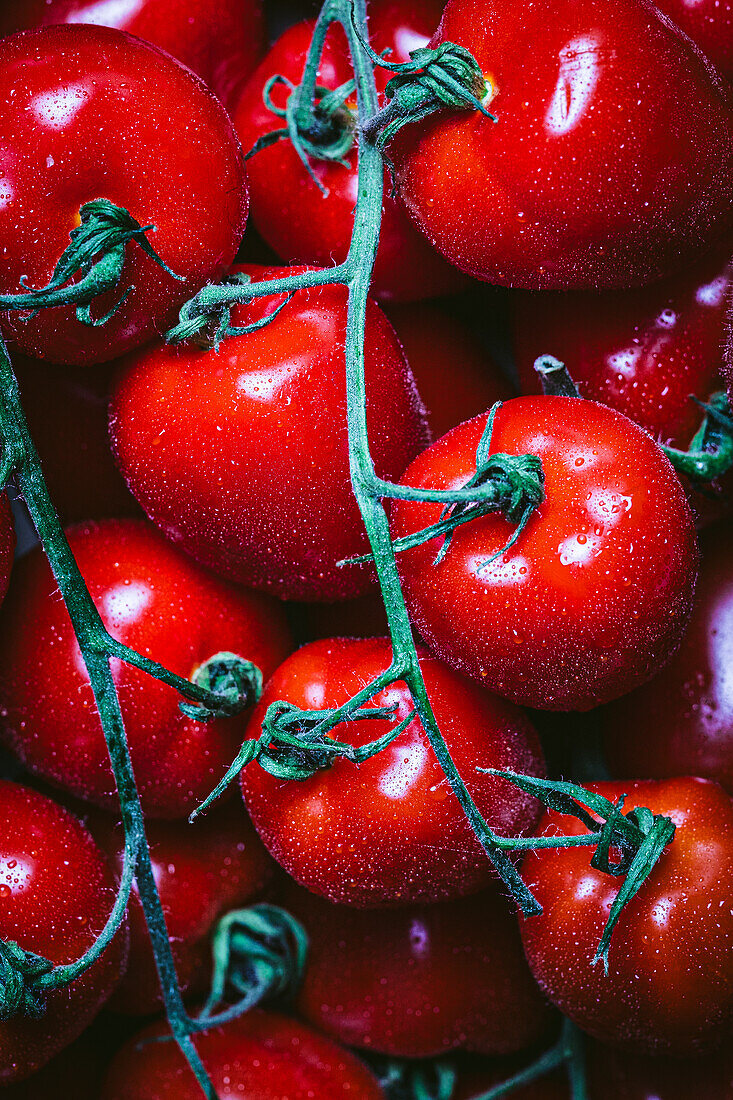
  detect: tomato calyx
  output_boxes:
[166,270,297,350]
[190,904,308,1033]
[661,391,733,483]
[178,652,264,722]
[365,1054,457,1100]
[483,771,677,972]
[0,198,182,327]
[0,939,54,1021]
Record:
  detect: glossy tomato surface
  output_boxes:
[513,246,733,448]
[110,266,428,602]
[102,1010,387,1100]
[0,519,292,817]
[391,396,698,711]
[0,0,265,110]
[653,0,733,82]
[520,778,733,1055]
[393,0,733,289]
[0,25,247,365]
[241,637,545,906]
[0,782,127,1084]
[91,801,274,1015]
[281,880,553,1057]
[232,14,463,301]
[599,519,733,793]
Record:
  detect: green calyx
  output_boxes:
[166,271,295,351]
[178,653,263,723]
[359,40,496,153]
[366,1055,457,1100]
[245,73,358,195]
[0,198,182,326]
[662,391,733,483]
[194,904,309,1031]
[0,940,54,1021]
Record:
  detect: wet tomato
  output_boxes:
[653,0,733,82]
[390,396,698,711]
[0,519,292,817]
[240,637,545,906]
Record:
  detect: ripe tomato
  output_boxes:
[0,0,265,111]
[232,14,464,302]
[0,25,248,365]
[393,0,733,289]
[520,778,733,1056]
[280,880,553,1057]
[2,1016,120,1100]
[0,782,127,1084]
[386,300,512,440]
[15,356,138,522]
[653,0,733,82]
[240,637,545,906]
[110,266,428,602]
[90,801,274,1015]
[513,247,733,449]
[599,519,733,794]
[0,519,292,818]
[390,396,698,711]
[101,1010,387,1100]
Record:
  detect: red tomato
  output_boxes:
[15,356,138,522]
[280,880,553,1057]
[386,300,512,439]
[390,397,698,711]
[0,25,248,366]
[599,519,733,794]
[101,1010,387,1100]
[232,15,464,302]
[653,0,733,82]
[240,637,545,906]
[0,494,14,606]
[393,0,733,289]
[520,778,733,1055]
[0,782,127,1084]
[0,519,292,818]
[1,1016,120,1100]
[0,0,264,110]
[513,247,733,449]
[110,265,428,602]
[90,801,274,1015]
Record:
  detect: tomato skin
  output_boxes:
[16,356,138,522]
[0,782,128,1084]
[0,495,14,607]
[101,1010,387,1100]
[89,801,274,1015]
[241,637,545,906]
[0,25,248,366]
[391,396,698,712]
[652,0,733,82]
[520,778,733,1056]
[0,519,292,818]
[110,266,428,602]
[280,880,553,1058]
[232,17,464,302]
[394,0,733,290]
[599,519,733,794]
[513,248,733,449]
[0,0,264,110]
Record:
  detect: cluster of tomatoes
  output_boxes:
[0,0,731,1097]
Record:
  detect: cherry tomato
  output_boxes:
[386,300,512,440]
[652,0,733,82]
[513,247,733,449]
[0,518,292,817]
[280,879,553,1057]
[1,1016,120,1100]
[393,0,733,289]
[599,519,733,793]
[110,265,428,602]
[0,0,264,111]
[390,396,698,711]
[241,637,545,906]
[520,777,733,1056]
[0,25,248,366]
[232,14,464,302]
[15,356,138,522]
[90,801,274,1015]
[0,781,127,1084]
[101,1010,387,1100]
